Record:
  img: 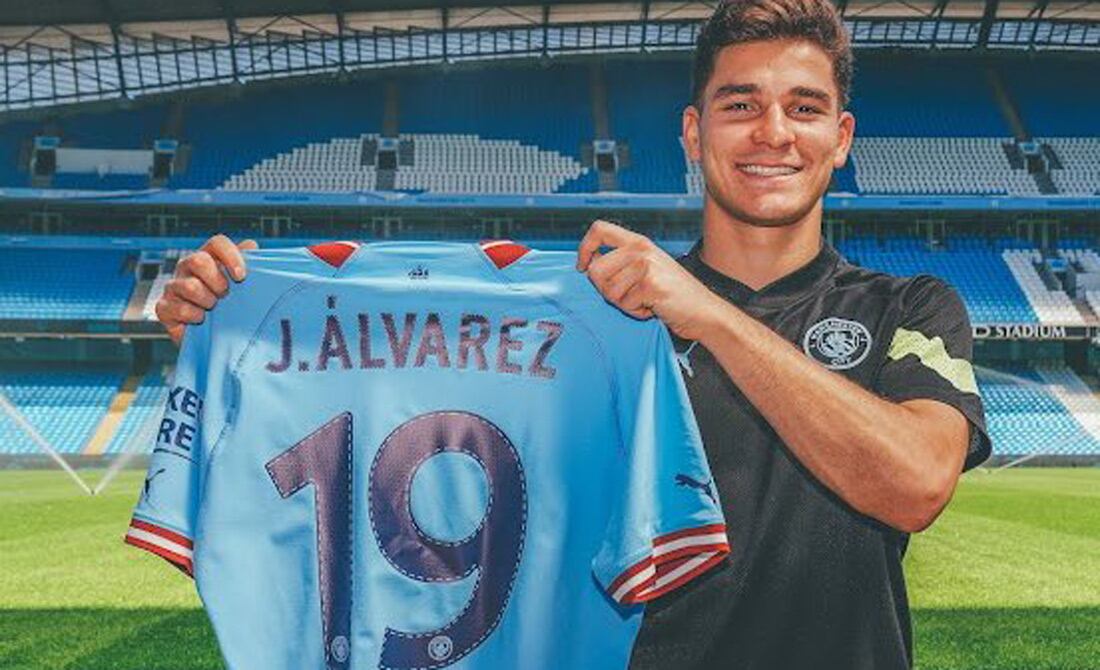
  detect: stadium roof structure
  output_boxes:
[1,1,1097,30]
[1,1,1096,112]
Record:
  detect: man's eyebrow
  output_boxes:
[711,83,758,100]
[710,83,832,104]
[792,86,831,103]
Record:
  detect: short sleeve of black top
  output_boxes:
[629,240,991,670]
[874,274,990,469]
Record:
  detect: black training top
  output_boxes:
[629,239,991,670]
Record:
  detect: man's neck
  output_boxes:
[699,204,825,291]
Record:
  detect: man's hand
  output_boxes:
[576,220,723,341]
[156,235,257,346]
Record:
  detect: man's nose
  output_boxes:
[751,103,795,149]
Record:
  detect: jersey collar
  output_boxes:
[679,238,841,308]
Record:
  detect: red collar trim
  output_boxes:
[479,239,530,269]
[307,240,360,268]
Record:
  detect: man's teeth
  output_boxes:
[739,164,799,176]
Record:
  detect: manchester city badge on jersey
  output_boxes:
[802,317,873,370]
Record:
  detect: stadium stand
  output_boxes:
[0,56,1094,198]
[224,133,587,193]
[850,137,1040,196]
[1004,62,1096,138]
[7,359,1100,457]
[102,368,169,454]
[0,365,124,454]
[0,248,135,319]
[838,236,1040,325]
[606,60,691,193]
[850,59,1010,138]
[1002,249,1086,325]
[169,81,387,189]
[1001,61,1098,196]
[394,134,585,193]
[978,363,1100,456]
[1040,138,1100,195]
[0,238,1089,328]
[1061,247,1100,319]
[0,119,35,186]
[397,65,597,193]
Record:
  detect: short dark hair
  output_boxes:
[691,0,853,110]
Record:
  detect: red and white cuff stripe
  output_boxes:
[124,518,194,578]
[608,524,729,605]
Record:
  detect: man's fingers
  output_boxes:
[587,248,636,291]
[165,323,185,347]
[158,295,207,327]
[156,233,254,345]
[603,262,647,305]
[577,219,635,271]
[618,283,655,320]
[173,276,218,310]
[182,251,230,296]
[200,234,249,281]
[155,295,207,347]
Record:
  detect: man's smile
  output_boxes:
[735,163,803,177]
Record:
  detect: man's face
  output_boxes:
[683,39,855,228]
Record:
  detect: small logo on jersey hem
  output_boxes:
[803,317,872,370]
[675,474,717,504]
[141,468,166,503]
[408,264,430,280]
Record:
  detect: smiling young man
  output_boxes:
[573,1,991,668]
[157,1,989,667]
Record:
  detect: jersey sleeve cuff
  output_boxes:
[605,523,729,605]
[124,517,195,578]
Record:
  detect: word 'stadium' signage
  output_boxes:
[972,324,1092,340]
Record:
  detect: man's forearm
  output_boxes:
[695,299,966,532]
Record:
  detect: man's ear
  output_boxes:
[833,110,856,169]
[682,104,703,163]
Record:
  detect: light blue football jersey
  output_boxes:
[126,240,728,670]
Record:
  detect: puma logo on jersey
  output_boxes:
[676,474,717,504]
[675,341,699,377]
[142,468,167,503]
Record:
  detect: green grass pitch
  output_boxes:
[1,467,1098,669]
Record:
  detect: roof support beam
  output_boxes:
[218,0,240,82]
[329,0,347,70]
[977,0,1000,48]
[542,3,550,58]
[98,0,127,97]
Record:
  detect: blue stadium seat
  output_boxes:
[838,236,1038,324]
[0,365,123,454]
[978,363,1100,456]
[0,248,134,319]
[605,59,691,194]
[104,368,169,454]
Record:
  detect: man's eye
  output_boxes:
[723,102,752,112]
[794,105,823,115]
